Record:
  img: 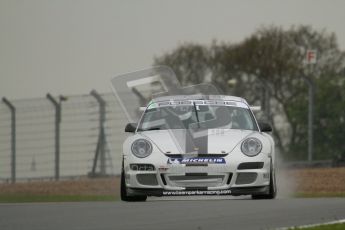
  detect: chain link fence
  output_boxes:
[0,91,128,183]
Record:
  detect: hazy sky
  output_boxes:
[1,0,345,99]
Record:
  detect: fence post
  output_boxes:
[2,97,16,183]
[305,78,315,162]
[46,93,61,180]
[90,90,107,176]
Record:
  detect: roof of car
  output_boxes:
[150,95,247,104]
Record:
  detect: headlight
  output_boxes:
[131,139,153,158]
[241,137,262,157]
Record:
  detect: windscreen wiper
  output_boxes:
[193,102,200,128]
[138,127,161,131]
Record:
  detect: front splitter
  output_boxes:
[127,186,269,197]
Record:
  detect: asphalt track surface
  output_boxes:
[1,197,345,230]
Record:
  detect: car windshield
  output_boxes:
[138,102,258,131]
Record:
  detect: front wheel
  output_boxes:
[120,162,147,202]
[252,161,277,200]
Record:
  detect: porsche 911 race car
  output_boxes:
[121,95,276,201]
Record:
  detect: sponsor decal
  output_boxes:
[167,157,225,164]
[162,190,231,196]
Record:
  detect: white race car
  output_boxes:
[121,95,276,201]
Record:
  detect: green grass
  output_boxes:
[289,223,345,230]
[294,193,345,198]
[0,194,118,203]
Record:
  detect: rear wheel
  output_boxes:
[252,161,277,200]
[121,160,147,202]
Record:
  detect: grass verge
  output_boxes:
[0,194,118,203]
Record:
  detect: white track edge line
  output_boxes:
[276,218,345,230]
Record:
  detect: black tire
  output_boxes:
[252,161,277,200]
[120,161,147,202]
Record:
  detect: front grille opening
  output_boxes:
[237,162,264,170]
[169,175,222,180]
[226,173,233,185]
[235,172,257,185]
[136,174,158,186]
[130,164,155,171]
[185,173,208,177]
[168,174,225,188]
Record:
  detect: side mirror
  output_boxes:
[125,123,137,133]
[258,122,272,132]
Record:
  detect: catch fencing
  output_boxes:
[1,90,340,183]
[0,91,128,183]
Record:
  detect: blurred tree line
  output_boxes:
[154,25,345,161]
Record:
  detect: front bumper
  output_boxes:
[124,153,272,196]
